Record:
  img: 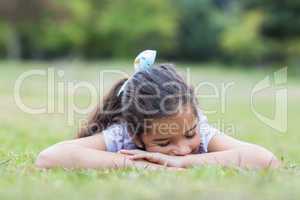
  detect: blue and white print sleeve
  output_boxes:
[198,110,222,153]
[102,123,137,152]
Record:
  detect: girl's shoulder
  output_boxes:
[197,108,208,123]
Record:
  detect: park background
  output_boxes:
[0,0,299,200]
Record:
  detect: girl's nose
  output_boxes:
[173,142,192,156]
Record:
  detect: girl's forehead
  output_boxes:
[145,105,197,136]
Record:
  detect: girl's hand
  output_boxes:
[130,159,184,171]
[120,149,186,168]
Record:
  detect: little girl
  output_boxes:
[36,50,280,170]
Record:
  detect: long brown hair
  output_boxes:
[77,63,198,138]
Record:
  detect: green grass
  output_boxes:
[0,61,299,200]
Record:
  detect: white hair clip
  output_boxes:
[117,50,157,96]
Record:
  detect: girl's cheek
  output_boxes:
[193,133,201,148]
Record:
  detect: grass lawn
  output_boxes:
[0,61,299,200]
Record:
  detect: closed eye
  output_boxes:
[184,123,197,139]
[185,131,196,139]
[156,141,170,147]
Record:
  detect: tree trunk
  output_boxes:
[6,23,21,60]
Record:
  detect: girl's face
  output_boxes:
[141,105,201,156]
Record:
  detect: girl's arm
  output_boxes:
[122,134,280,169]
[183,134,280,169]
[35,134,180,170]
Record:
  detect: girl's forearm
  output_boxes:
[183,145,280,169]
[36,144,128,169]
[36,143,177,170]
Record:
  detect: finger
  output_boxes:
[130,154,166,165]
[119,149,144,155]
[166,167,186,171]
[129,154,150,160]
[119,150,132,155]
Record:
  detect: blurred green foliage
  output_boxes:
[221,10,269,64]
[98,0,177,57]
[0,0,299,66]
[176,0,223,60]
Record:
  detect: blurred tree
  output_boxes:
[176,0,224,61]
[79,0,113,58]
[220,10,269,64]
[97,0,177,57]
[30,0,91,59]
[0,0,298,65]
[0,21,10,58]
[0,0,63,59]
[244,0,300,40]
[244,0,300,63]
